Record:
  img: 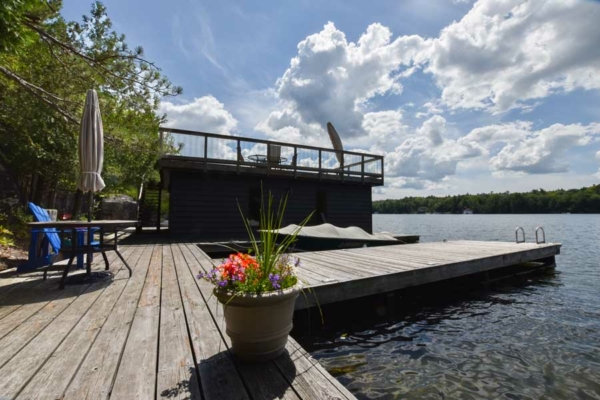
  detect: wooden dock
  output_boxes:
[294,240,561,309]
[0,241,354,400]
[0,238,560,399]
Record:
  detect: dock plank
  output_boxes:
[156,244,202,400]
[0,278,43,305]
[274,339,355,400]
[0,280,65,339]
[0,278,109,398]
[0,281,90,370]
[174,243,250,400]
[63,243,155,400]
[110,244,163,400]
[302,251,419,274]
[16,246,141,399]
[299,254,376,279]
[0,252,120,341]
[0,278,63,321]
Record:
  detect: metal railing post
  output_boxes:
[341,152,345,183]
[361,155,365,183]
[318,149,322,180]
[236,139,241,174]
[294,146,298,179]
[267,143,271,176]
[203,135,208,171]
[381,157,384,185]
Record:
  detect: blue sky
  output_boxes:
[62,0,600,199]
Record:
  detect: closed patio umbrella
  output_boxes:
[78,89,105,274]
[78,89,105,219]
[327,122,344,166]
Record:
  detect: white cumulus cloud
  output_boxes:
[426,0,600,113]
[257,21,428,143]
[384,116,469,186]
[159,96,238,134]
[489,124,600,174]
[384,120,600,188]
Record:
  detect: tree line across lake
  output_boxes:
[373,185,600,214]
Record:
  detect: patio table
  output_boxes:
[27,220,138,289]
[248,154,287,164]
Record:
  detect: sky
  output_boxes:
[62,0,600,200]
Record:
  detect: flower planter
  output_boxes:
[215,284,301,362]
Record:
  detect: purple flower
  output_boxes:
[218,280,228,287]
[269,273,281,290]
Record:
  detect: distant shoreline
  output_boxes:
[373,185,600,214]
[373,212,599,215]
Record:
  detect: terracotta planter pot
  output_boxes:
[215,284,301,362]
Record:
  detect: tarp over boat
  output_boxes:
[273,223,397,242]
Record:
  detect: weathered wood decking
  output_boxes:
[0,241,354,400]
[294,240,561,309]
[0,239,560,399]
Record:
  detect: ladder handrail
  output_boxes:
[515,227,525,243]
[535,226,546,244]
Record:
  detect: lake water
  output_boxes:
[294,214,600,399]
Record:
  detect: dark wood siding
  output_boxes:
[168,170,373,240]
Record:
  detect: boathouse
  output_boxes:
[157,127,384,240]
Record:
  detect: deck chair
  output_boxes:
[19,203,102,278]
[268,145,281,164]
[25,203,64,271]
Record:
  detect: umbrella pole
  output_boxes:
[88,191,93,222]
[87,191,93,275]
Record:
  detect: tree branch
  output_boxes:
[24,19,160,72]
[0,65,79,124]
[23,20,180,97]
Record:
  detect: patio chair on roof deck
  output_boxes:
[19,202,105,279]
[268,144,281,164]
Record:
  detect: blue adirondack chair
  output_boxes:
[17,203,96,274]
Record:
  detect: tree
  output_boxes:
[372,185,600,214]
[0,0,182,207]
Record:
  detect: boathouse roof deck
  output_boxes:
[159,127,385,186]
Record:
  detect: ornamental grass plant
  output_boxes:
[198,187,313,295]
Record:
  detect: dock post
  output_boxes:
[318,149,322,181]
[156,181,162,232]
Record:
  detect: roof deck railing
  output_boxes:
[159,127,384,185]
